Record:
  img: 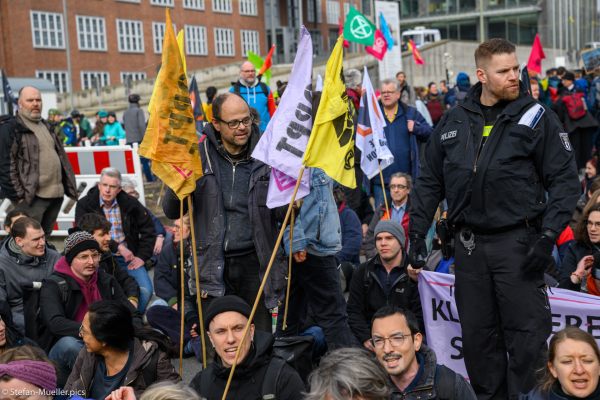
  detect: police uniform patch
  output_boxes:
[559,132,572,152]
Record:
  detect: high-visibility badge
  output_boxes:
[559,132,572,152]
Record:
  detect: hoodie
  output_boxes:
[53,256,101,323]
[229,78,276,131]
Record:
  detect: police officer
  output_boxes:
[408,39,579,400]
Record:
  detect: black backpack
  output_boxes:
[435,364,457,400]
[232,81,270,100]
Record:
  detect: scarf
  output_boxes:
[54,256,101,322]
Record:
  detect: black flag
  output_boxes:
[1,69,18,115]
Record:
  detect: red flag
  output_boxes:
[527,34,545,75]
[258,45,275,76]
[409,40,425,66]
[366,30,388,61]
[339,17,349,48]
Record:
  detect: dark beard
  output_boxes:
[486,83,519,101]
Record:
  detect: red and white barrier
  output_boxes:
[0,143,146,236]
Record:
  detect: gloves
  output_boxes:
[408,234,428,269]
[515,231,557,274]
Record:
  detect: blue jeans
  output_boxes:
[373,184,391,211]
[114,255,152,313]
[49,336,84,387]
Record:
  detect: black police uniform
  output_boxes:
[409,82,580,400]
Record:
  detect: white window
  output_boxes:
[150,0,174,6]
[30,11,65,49]
[240,0,258,15]
[115,0,140,3]
[214,28,234,57]
[344,2,349,17]
[183,0,204,10]
[36,70,69,93]
[81,71,110,90]
[185,25,208,56]
[76,15,107,51]
[120,72,147,82]
[326,1,340,25]
[212,0,232,13]
[307,1,322,23]
[116,19,144,53]
[152,22,176,54]
[241,30,259,57]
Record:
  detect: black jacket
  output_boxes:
[39,268,143,351]
[346,254,423,344]
[98,252,140,302]
[189,331,304,400]
[551,86,599,134]
[410,82,579,237]
[0,300,39,350]
[75,186,156,262]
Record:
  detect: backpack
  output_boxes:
[562,92,587,120]
[233,81,270,100]
[427,100,444,124]
[140,349,161,388]
[435,364,457,400]
[272,335,315,383]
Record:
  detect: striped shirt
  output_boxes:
[100,196,126,246]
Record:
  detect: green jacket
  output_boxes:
[78,117,93,138]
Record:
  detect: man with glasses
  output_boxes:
[229,61,276,131]
[365,173,412,259]
[163,92,296,336]
[40,228,142,387]
[372,79,431,212]
[370,305,476,400]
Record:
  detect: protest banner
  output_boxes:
[418,270,600,380]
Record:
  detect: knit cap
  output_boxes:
[204,295,251,329]
[64,227,100,265]
[0,360,57,392]
[48,109,60,116]
[374,220,406,249]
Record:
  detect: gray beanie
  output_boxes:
[374,220,406,248]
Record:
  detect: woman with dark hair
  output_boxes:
[559,203,600,294]
[519,326,600,399]
[0,301,38,356]
[64,300,180,399]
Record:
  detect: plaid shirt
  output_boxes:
[100,196,126,245]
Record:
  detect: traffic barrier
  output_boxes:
[0,143,146,236]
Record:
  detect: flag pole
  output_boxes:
[156,182,165,212]
[187,195,207,368]
[179,199,184,376]
[415,64,422,87]
[282,207,295,330]
[221,165,306,400]
[378,164,390,217]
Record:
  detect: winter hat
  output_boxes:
[64,227,100,265]
[48,109,60,116]
[374,220,406,249]
[562,71,575,82]
[98,110,108,118]
[0,360,57,392]
[204,295,251,329]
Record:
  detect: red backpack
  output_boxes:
[562,92,587,120]
[426,100,444,124]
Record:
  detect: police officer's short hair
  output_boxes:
[371,305,420,336]
[474,38,516,69]
[381,78,400,92]
[390,172,413,189]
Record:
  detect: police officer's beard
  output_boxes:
[485,81,519,102]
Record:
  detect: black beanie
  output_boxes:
[204,295,252,329]
[64,227,100,265]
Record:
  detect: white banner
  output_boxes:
[375,1,402,80]
[418,270,600,379]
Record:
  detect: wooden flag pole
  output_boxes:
[178,199,184,376]
[221,165,306,400]
[187,195,207,369]
[282,207,295,330]
[156,182,165,212]
[378,164,390,217]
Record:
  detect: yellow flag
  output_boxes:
[302,35,356,188]
[138,9,203,200]
[176,30,186,75]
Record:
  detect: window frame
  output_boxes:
[326,1,341,25]
[239,0,258,16]
[36,70,69,93]
[182,0,205,10]
[30,10,66,50]
[149,0,174,7]
[76,15,108,52]
[116,19,145,54]
[240,29,260,57]
[214,27,235,57]
[212,0,233,13]
[81,71,111,91]
[185,25,208,56]
[120,71,147,82]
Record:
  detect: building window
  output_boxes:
[241,30,259,56]
[76,16,107,51]
[183,0,204,10]
[326,1,340,25]
[36,70,69,93]
[116,19,144,53]
[401,0,419,18]
[214,28,235,57]
[240,0,258,15]
[344,3,349,18]
[120,72,147,82]
[152,22,176,54]
[81,71,110,90]
[30,11,65,49]
[150,0,174,6]
[185,25,208,55]
[212,0,232,13]
[361,0,371,16]
[115,0,140,3]
[307,1,322,23]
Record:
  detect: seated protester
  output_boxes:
[75,167,156,313]
[305,347,392,400]
[519,326,600,400]
[40,228,143,387]
[347,220,424,351]
[1,208,30,246]
[64,301,180,399]
[0,346,58,400]
[0,217,60,332]
[371,305,476,400]
[190,296,304,400]
[0,301,39,355]
[571,175,600,230]
[365,173,412,259]
[333,188,363,266]
[78,213,141,308]
[106,381,201,400]
[146,215,204,363]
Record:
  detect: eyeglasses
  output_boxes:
[242,69,256,73]
[587,220,600,229]
[79,325,91,337]
[216,116,253,130]
[75,253,100,263]
[381,91,398,96]
[389,184,408,190]
[371,334,411,349]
